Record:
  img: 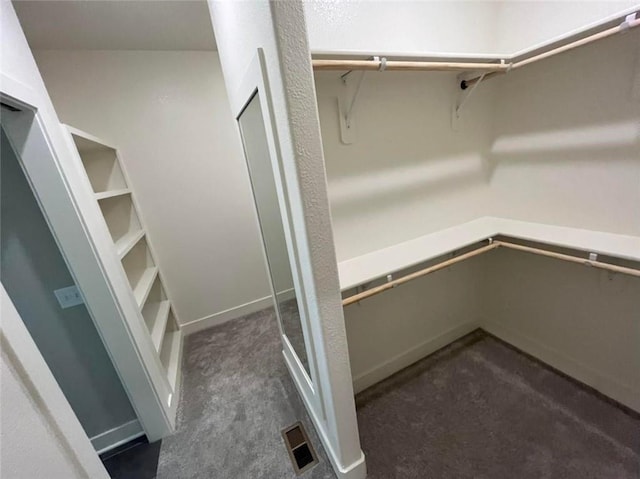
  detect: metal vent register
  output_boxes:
[281,422,319,474]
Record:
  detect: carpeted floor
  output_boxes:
[155,307,335,479]
[154,310,638,479]
[356,330,640,479]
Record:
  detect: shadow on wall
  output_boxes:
[315,70,496,217]
[487,31,639,169]
[484,30,640,236]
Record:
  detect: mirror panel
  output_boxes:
[238,92,310,377]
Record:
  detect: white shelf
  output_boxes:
[338,218,496,291]
[115,229,145,259]
[121,236,156,290]
[160,315,182,392]
[338,217,640,291]
[133,267,158,309]
[98,194,141,249]
[143,300,171,353]
[68,131,128,194]
[64,124,182,429]
[142,276,170,352]
[95,188,131,201]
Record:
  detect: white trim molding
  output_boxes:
[180,296,273,336]
[91,419,144,455]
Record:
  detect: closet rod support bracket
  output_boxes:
[452,70,490,130]
[340,56,386,143]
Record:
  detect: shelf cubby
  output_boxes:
[121,237,157,308]
[160,311,182,391]
[65,124,182,428]
[95,188,131,201]
[74,139,128,194]
[98,194,143,255]
[142,277,171,352]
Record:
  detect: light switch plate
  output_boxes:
[54,285,84,309]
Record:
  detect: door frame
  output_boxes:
[1,283,110,478]
[233,49,323,415]
[1,73,172,442]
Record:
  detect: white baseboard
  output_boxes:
[180,296,273,336]
[482,320,640,413]
[277,288,296,302]
[282,351,367,479]
[352,321,480,394]
[91,419,144,455]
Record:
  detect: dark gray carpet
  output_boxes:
[156,308,335,479]
[356,331,640,479]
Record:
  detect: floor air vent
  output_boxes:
[282,422,318,475]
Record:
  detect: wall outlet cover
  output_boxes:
[54,285,84,309]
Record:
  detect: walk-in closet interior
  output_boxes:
[307,2,640,476]
[1,1,639,478]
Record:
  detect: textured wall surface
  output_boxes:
[305,1,499,55]
[1,344,86,479]
[209,1,365,476]
[315,71,496,261]
[305,1,637,55]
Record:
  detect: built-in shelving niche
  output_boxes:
[75,135,127,194]
[142,277,170,352]
[160,310,182,392]
[98,194,143,257]
[121,236,157,308]
[66,126,182,426]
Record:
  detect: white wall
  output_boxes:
[1,128,138,442]
[314,5,639,260]
[305,1,500,56]
[482,248,640,411]
[33,50,271,326]
[489,30,640,237]
[345,255,484,393]
[305,0,638,56]
[315,71,496,261]
[494,1,639,55]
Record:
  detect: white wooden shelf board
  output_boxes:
[95,189,131,201]
[338,218,496,291]
[134,267,159,308]
[338,217,640,291]
[143,300,171,353]
[160,329,183,392]
[491,217,640,263]
[116,229,145,259]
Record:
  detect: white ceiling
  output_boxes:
[13,0,216,51]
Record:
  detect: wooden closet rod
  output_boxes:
[342,239,640,306]
[311,13,639,84]
[494,241,640,278]
[462,13,640,88]
[312,59,509,73]
[342,242,500,306]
